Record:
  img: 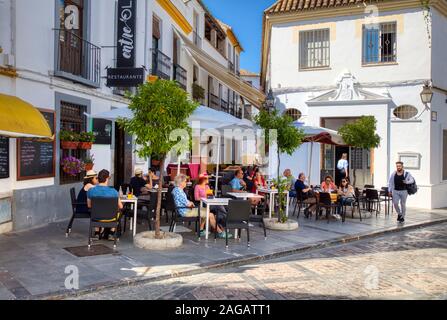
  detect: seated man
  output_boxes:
[87,169,123,239]
[230,169,261,206]
[130,168,152,197]
[294,173,316,217]
[283,169,296,197]
[172,174,230,238]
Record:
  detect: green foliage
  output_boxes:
[254,109,305,156]
[338,116,381,149]
[118,79,199,160]
[79,131,95,142]
[83,154,95,164]
[60,130,79,142]
[272,177,290,223]
[192,83,205,102]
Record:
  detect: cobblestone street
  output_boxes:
[73,223,447,300]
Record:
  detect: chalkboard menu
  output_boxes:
[17,109,56,180]
[92,118,112,144]
[0,137,9,179]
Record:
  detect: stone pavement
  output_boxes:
[73,223,447,300]
[0,206,446,300]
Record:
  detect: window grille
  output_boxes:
[393,105,418,120]
[363,22,397,64]
[284,108,302,121]
[299,29,330,69]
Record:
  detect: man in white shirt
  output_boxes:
[336,153,349,185]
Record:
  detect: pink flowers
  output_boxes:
[61,156,84,176]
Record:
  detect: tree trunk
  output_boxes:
[155,157,165,239]
[277,151,281,223]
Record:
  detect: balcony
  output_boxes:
[244,105,252,121]
[221,100,228,113]
[229,102,235,116]
[193,31,202,48]
[208,93,220,110]
[228,61,235,73]
[173,64,187,91]
[235,108,242,119]
[54,29,101,88]
[151,49,172,80]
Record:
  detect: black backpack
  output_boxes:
[404,172,418,195]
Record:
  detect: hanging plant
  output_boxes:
[421,0,432,48]
[61,156,85,176]
[78,132,95,149]
[60,130,80,149]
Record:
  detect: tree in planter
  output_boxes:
[118,79,198,239]
[255,109,305,222]
[338,116,381,186]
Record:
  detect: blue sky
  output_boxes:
[201,0,276,74]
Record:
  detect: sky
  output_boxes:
[201,0,277,75]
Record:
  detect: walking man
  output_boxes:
[388,161,415,223]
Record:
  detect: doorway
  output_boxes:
[114,125,133,189]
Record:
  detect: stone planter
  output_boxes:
[264,218,299,231]
[134,231,183,250]
[345,210,373,220]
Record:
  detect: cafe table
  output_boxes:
[121,195,138,237]
[257,188,290,219]
[199,197,232,240]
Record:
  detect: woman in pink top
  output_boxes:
[194,176,212,201]
[321,175,337,193]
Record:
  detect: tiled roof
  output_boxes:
[240,69,259,77]
[266,0,391,14]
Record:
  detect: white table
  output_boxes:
[258,188,290,219]
[149,188,168,193]
[199,197,231,240]
[226,192,264,200]
[121,197,138,237]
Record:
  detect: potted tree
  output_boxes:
[255,109,305,230]
[78,132,95,150]
[83,154,95,171]
[118,79,198,250]
[60,130,80,149]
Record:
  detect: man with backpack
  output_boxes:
[388,161,416,223]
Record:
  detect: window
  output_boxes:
[60,101,87,184]
[443,130,447,180]
[363,22,397,64]
[284,108,302,121]
[193,65,199,84]
[299,29,330,69]
[393,105,418,120]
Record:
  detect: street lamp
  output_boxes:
[265,88,275,112]
[420,81,433,109]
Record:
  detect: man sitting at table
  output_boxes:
[87,169,123,240]
[294,173,317,218]
[173,174,230,238]
[130,168,152,197]
[230,169,261,206]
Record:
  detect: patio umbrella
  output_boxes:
[294,122,346,184]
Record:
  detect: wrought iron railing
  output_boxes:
[229,102,235,116]
[221,100,228,113]
[151,48,172,80]
[209,93,220,110]
[55,29,101,87]
[228,61,235,73]
[173,64,187,90]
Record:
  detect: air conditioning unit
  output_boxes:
[0,53,15,67]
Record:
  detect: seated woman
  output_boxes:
[194,175,227,227]
[337,178,355,215]
[147,167,160,185]
[252,170,266,195]
[321,175,337,193]
[173,174,231,239]
[76,170,98,213]
[130,168,152,196]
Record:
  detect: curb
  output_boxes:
[26,217,447,300]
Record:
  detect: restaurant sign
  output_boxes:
[106,67,145,87]
[117,0,137,68]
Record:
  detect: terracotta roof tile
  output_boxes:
[266,0,392,14]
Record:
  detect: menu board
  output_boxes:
[17,109,56,180]
[0,137,9,179]
[92,118,112,144]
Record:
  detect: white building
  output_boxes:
[261,0,447,209]
[0,0,263,233]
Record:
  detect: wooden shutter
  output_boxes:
[153,16,160,39]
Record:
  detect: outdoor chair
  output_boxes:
[66,187,90,237]
[316,192,340,223]
[249,202,267,240]
[221,184,233,197]
[380,187,393,215]
[169,206,201,239]
[88,197,121,249]
[365,189,386,216]
[339,196,359,222]
[218,200,251,248]
[292,190,310,218]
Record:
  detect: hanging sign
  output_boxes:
[117,0,137,68]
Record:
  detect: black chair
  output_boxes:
[365,189,386,216]
[88,197,121,249]
[169,206,201,239]
[66,187,90,237]
[316,192,340,223]
[380,187,393,215]
[292,190,309,218]
[220,200,251,248]
[221,185,233,197]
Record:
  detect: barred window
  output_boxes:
[363,22,397,64]
[284,108,302,121]
[393,105,418,120]
[299,29,330,69]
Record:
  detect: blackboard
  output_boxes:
[0,137,9,179]
[92,118,112,144]
[17,109,56,180]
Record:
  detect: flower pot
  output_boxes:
[84,163,94,171]
[78,142,93,150]
[61,141,79,149]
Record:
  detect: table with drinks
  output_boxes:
[257,187,290,219]
[120,193,139,237]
